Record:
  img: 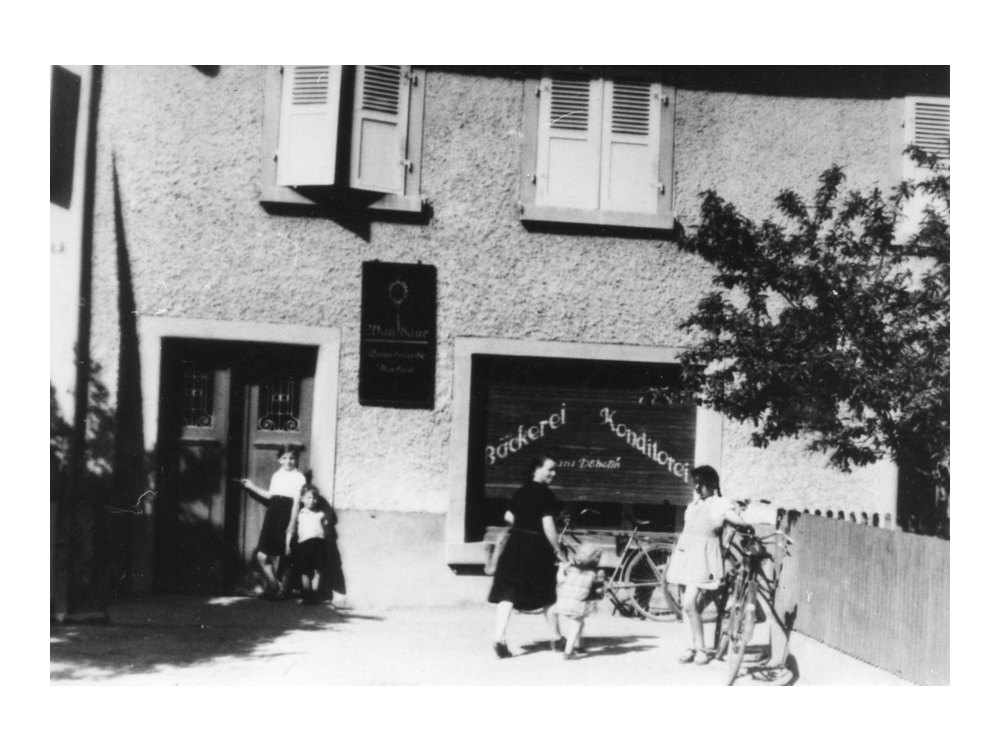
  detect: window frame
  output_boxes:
[445,337,722,566]
[519,68,676,231]
[259,65,426,213]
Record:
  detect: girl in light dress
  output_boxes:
[665,465,749,665]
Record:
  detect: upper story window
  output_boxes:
[895,95,949,242]
[260,65,426,213]
[519,68,676,231]
[51,65,82,209]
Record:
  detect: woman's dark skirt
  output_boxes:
[487,529,557,611]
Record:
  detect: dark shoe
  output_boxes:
[494,642,512,659]
[551,637,567,653]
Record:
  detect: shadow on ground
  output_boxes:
[50,596,381,682]
[517,634,659,659]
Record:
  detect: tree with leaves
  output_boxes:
[657,148,949,534]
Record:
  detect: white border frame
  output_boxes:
[445,336,722,565]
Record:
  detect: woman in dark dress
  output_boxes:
[488,455,568,658]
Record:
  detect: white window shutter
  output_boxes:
[906,97,950,168]
[898,96,949,240]
[350,65,411,195]
[600,78,661,214]
[275,65,343,187]
[535,75,602,210]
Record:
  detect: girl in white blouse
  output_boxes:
[237,444,307,599]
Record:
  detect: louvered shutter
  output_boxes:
[535,75,603,210]
[350,65,411,195]
[275,65,343,187]
[600,78,661,214]
[905,97,950,169]
[897,96,949,240]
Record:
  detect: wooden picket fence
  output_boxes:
[776,512,949,685]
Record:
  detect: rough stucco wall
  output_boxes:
[672,89,895,514]
[89,66,897,524]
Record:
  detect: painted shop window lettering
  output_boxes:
[559,457,622,470]
[485,404,567,465]
[600,407,690,481]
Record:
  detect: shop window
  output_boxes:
[519,68,675,231]
[465,354,696,542]
[260,65,425,213]
[446,338,723,566]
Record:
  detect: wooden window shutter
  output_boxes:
[535,74,602,210]
[896,96,949,241]
[275,66,343,187]
[905,97,950,171]
[350,65,412,195]
[600,78,662,214]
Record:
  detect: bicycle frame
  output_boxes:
[713,527,793,684]
[558,513,682,621]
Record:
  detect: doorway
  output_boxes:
[155,338,317,594]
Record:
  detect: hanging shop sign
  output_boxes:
[359,260,437,409]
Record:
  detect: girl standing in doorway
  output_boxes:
[237,444,307,599]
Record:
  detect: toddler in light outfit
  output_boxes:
[288,484,332,605]
[552,542,606,659]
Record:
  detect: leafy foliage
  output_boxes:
[664,148,949,506]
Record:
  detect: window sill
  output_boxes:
[260,184,425,214]
[520,203,674,231]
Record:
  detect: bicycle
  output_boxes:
[557,510,682,622]
[712,522,793,686]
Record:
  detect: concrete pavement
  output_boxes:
[49,595,912,686]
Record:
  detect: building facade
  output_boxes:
[51,65,949,610]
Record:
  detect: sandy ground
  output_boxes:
[49,595,912,686]
[49,597,908,686]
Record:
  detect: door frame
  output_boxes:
[135,316,341,593]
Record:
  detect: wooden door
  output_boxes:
[234,347,315,591]
[155,340,236,593]
[156,340,316,594]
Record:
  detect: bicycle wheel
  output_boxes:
[725,579,758,686]
[623,545,680,622]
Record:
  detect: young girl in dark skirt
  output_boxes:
[237,444,307,599]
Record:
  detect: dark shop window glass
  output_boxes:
[50,66,81,209]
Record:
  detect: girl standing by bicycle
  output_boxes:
[666,465,748,665]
